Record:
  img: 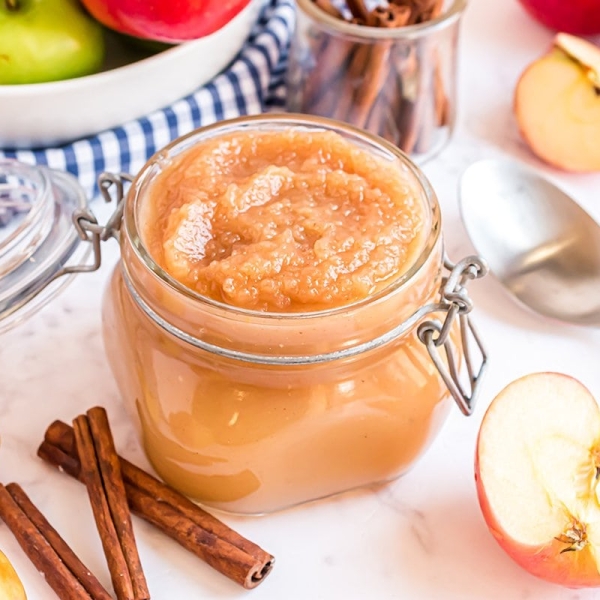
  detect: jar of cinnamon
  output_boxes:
[286,0,467,162]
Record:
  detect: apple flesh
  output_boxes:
[517,0,600,36]
[0,549,26,599]
[80,0,252,43]
[476,372,600,588]
[514,34,600,172]
[0,0,105,85]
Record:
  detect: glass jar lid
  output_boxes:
[0,160,90,334]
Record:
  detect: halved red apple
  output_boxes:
[476,372,600,587]
[514,34,600,172]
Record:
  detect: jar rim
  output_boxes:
[123,113,442,320]
[295,0,467,40]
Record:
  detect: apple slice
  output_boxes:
[476,372,600,588]
[555,33,600,88]
[514,34,600,172]
[0,549,26,600]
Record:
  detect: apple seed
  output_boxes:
[555,520,588,554]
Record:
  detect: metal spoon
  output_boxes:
[459,159,600,327]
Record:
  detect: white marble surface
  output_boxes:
[2,0,600,598]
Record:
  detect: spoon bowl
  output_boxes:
[459,159,600,327]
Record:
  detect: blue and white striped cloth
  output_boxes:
[0,0,295,200]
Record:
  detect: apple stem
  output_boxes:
[5,0,19,9]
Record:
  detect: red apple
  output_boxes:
[80,0,252,43]
[475,372,600,588]
[517,0,600,35]
[514,33,600,172]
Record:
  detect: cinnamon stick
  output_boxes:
[348,42,393,128]
[368,3,411,26]
[433,53,450,126]
[390,0,442,23]
[397,97,420,154]
[345,0,368,22]
[331,43,373,122]
[347,5,410,128]
[0,483,111,600]
[38,440,81,480]
[302,36,357,114]
[86,408,149,600]
[124,486,271,588]
[39,420,274,589]
[381,72,404,144]
[392,45,422,154]
[74,415,138,600]
[364,93,385,135]
[6,484,113,600]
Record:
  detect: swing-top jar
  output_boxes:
[100,114,486,514]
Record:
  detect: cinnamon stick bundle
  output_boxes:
[0,483,112,600]
[38,419,274,590]
[73,408,149,600]
[295,0,450,157]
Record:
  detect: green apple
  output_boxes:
[0,0,105,85]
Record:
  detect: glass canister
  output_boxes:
[97,114,487,515]
[286,0,467,162]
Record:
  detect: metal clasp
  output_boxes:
[417,256,488,416]
[65,172,131,275]
[49,172,132,283]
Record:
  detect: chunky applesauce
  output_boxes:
[102,118,452,514]
[143,129,424,311]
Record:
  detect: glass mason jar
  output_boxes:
[96,114,487,515]
[286,0,467,163]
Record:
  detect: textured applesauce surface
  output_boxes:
[143,129,425,311]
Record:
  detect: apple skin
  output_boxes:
[476,456,600,588]
[513,37,600,173]
[0,549,26,600]
[475,372,600,588]
[80,0,252,43]
[0,0,105,85]
[517,0,600,36]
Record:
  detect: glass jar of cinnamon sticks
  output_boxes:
[286,0,466,162]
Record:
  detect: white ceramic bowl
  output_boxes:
[0,0,260,149]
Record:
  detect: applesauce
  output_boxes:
[102,115,485,514]
[143,128,425,311]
